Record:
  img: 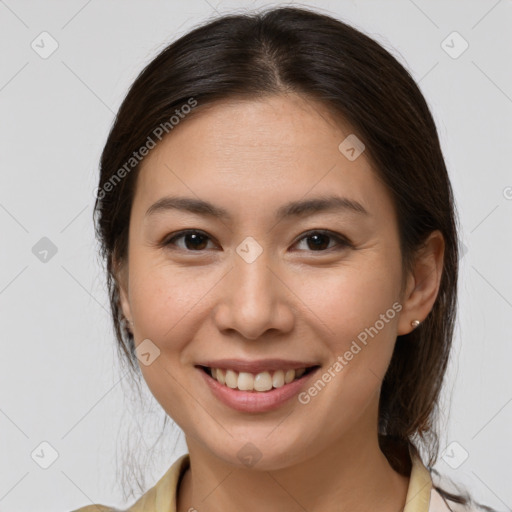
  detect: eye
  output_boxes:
[162,229,352,253]
[292,230,352,252]
[163,230,217,251]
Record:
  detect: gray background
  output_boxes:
[0,1,511,511]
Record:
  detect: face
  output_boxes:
[117,94,414,469]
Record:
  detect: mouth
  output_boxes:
[196,363,321,413]
[196,364,320,393]
[194,356,322,413]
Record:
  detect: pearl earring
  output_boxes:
[411,320,420,329]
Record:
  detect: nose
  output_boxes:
[213,251,295,340]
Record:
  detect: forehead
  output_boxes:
[132,94,395,225]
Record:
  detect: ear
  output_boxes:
[113,256,133,328]
[397,230,445,336]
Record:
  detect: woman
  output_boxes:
[73,6,492,512]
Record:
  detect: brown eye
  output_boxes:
[305,233,330,251]
[164,230,214,251]
[294,230,352,252]
[162,229,352,253]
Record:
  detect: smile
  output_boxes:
[196,364,321,413]
[200,366,318,392]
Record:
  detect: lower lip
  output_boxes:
[197,366,319,413]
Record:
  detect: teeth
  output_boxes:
[225,369,238,389]
[272,370,285,388]
[239,371,256,391]
[284,369,295,384]
[254,371,272,391]
[207,367,310,392]
[215,368,225,385]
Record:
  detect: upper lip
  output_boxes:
[196,359,320,374]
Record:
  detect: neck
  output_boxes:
[177,428,410,512]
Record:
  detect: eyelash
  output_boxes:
[162,229,353,253]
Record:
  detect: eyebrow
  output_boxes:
[144,195,370,221]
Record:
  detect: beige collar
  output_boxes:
[128,446,435,512]
[404,445,433,512]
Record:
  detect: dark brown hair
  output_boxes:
[93,5,488,509]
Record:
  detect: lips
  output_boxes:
[197,362,321,412]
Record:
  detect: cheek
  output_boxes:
[126,263,205,425]
[296,263,400,332]
[294,262,401,383]
[128,258,209,341]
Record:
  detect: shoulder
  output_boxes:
[407,447,492,512]
[69,453,190,512]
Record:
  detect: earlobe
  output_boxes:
[397,230,445,336]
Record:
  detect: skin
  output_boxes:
[116,93,444,512]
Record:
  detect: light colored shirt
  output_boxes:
[72,449,476,512]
